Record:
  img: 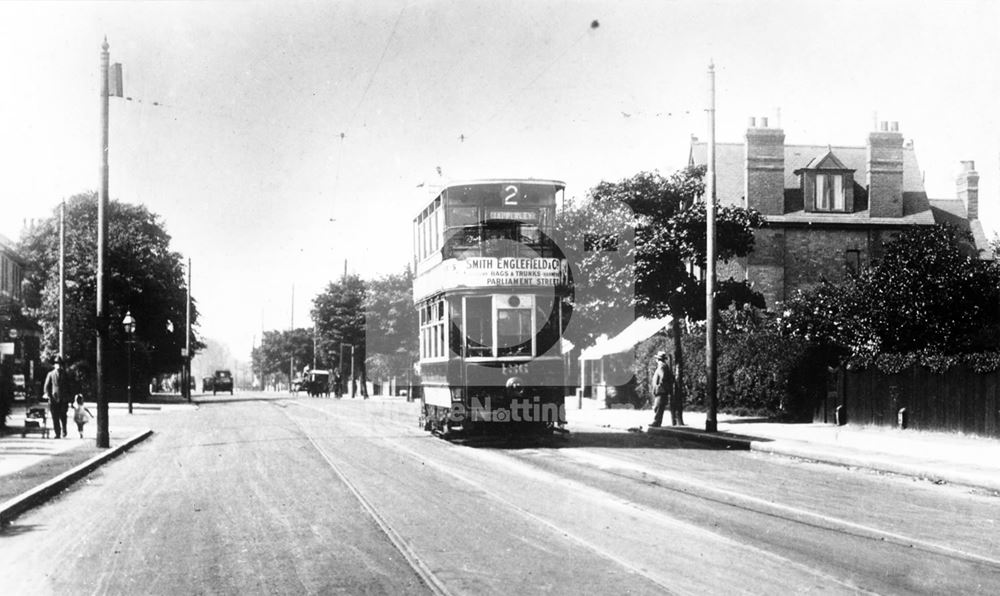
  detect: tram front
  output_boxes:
[412,179,570,436]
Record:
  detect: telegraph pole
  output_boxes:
[95,38,111,448]
[289,284,294,393]
[705,60,719,433]
[185,257,191,401]
[58,199,65,359]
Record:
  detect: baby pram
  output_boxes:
[22,403,50,438]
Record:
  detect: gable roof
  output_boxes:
[794,148,852,173]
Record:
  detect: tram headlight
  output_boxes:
[505,376,525,396]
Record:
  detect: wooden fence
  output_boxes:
[814,366,1000,438]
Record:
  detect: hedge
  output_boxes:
[629,330,823,419]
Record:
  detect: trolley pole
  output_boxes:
[705,60,719,433]
[95,38,111,448]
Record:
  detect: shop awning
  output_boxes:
[578,316,672,360]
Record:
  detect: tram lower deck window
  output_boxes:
[465,297,492,357]
[497,308,532,357]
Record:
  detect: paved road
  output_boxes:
[2,393,998,595]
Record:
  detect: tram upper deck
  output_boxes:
[412,179,566,302]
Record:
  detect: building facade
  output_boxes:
[0,233,40,404]
[690,118,992,309]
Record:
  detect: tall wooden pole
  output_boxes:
[705,61,718,433]
[185,257,191,401]
[96,38,111,448]
[59,199,65,359]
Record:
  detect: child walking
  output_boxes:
[72,394,93,438]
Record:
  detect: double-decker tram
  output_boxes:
[412,179,570,437]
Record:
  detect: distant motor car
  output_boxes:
[202,376,214,393]
[213,370,234,395]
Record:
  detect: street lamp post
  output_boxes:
[122,311,135,415]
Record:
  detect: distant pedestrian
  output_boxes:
[649,351,673,428]
[72,394,93,438]
[43,356,70,438]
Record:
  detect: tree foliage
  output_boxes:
[781,225,1000,364]
[554,195,638,347]
[363,267,418,380]
[578,165,766,321]
[18,193,200,398]
[252,328,315,385]
[558,167,766,401]
[312,274,367,381]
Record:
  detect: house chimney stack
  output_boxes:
[745,115,785,215]
[868,122,905,218]
[957,160,979,220]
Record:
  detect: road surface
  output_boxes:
[1,393,998,594]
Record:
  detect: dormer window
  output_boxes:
[795,149,855,214]
[815,173,845,211]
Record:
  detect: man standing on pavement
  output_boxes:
[44,356,70,438]
[649,351,673,428]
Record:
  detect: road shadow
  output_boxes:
[192,395,292,406]
[461,429,740,450]
[0,523,44,537]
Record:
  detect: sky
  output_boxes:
[2,0,999,362]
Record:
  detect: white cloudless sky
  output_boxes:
[2,0,998,361]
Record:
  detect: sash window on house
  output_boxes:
[815,173,845,211]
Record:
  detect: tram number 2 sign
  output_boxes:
[504,185,519,205]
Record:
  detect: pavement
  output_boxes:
[565,401,1000,494]
[3,393,999,526]
[0,394,195,525]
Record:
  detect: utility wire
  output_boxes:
[346,3,407,130]
[116,95,339,140]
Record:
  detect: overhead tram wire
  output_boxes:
[344,3,407,132]
[477,23,597,131]
[323,3,406,227]
[116,94,343,141]
[436,19,604,171]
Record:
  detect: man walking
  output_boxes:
[44,356,70,438]
[649,351,673,428]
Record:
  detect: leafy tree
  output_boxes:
[252,328,315,387]
[312,274,367,391]
[555,195,639,349]
[18,193,200,400]
[560,166,766,396]
[781,225,1000,362]
[364,267,418,384]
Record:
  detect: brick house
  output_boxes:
[689,118,993,309]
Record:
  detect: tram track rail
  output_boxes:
[275,400,454,596]
[282,397,1000,593]
[286,399,880,594]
